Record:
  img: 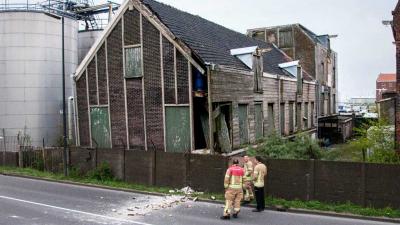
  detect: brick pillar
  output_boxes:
[393,4,400,152]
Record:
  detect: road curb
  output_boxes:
[1,172,399,224]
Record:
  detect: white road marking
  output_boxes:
[0,195,153,225]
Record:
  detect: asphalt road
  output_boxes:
[0,175,397,225]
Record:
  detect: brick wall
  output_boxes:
[107,21,127,148]
[294,26,316,79]
[393,3,400,151]
[75,7,193,151]
[76,75,90,146]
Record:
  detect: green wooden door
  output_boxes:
[165,106,190,152]
[255,104,263,140]
[90,107,111,148]
[238,104,249,144]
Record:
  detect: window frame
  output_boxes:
[124,44,143,78]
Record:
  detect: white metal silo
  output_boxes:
[0,11,78,147]
[78,29,103,64]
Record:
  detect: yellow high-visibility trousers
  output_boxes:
[223,188,243,216]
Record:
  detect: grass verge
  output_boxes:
[1,166,399,219]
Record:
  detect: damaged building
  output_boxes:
[247,24,349,144]
[74,0,317,153]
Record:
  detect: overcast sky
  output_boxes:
[110,0,397,102]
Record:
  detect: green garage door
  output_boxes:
[90,107,111,148]
[166,106,190,152]
[238,104,249,145]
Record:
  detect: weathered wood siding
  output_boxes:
[211,69,316,148]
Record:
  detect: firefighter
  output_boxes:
[221,159,245,220]
[243,155,254,202]
[252,156,267,212]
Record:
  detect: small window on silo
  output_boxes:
[125,46,142,78]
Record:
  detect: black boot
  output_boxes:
[220,215,230,220]
[233,213,238,218]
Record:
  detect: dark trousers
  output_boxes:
[254,186,265,210]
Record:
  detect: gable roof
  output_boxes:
[377,73,396,83]
[75,0,312,79]
[141,0,292,75]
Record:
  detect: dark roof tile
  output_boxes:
[142,0,290,75]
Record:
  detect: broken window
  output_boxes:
[213,103,232,153]
[125,46,142,78]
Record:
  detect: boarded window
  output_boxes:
[296,103,302,131]
[125,46,142,78]
[267,103,275,135]
[280,103,285,135]
[279,30,293,48]
[238,104,249,144]
[304,102,309,129]
[255,103,263,140]
[165,106,190,152]
[90,107,111,148]
[289,102,294,134]
[311,102,315,127]
[320,93,325,116]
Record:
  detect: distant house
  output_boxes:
[74,0,317,153]
[376,73,396,101]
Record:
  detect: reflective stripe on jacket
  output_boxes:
[224,165,245,189]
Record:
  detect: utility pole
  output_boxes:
[62,16,68,176]
[2,129,5,167]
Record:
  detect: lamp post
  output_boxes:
[62,16,68,177]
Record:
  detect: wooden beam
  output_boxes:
[122,15,130,150]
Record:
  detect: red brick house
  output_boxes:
[376,73,396,101]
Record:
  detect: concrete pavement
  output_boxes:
[0,174,397,225]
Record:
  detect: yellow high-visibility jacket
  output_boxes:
[253,163,267,188]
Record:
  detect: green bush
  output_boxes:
[86,162,114,181]
[249,133,323,160]
[31,157,44,171]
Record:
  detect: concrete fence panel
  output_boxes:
[264,159,313,201]
[125,150,154,185]
[188,154,227,193]
[96,149,124,180]
[155,151,186,188]
[314,161,363,205]
[69,148,96,175]
[365,163,400,209]
[0,152,18,167]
